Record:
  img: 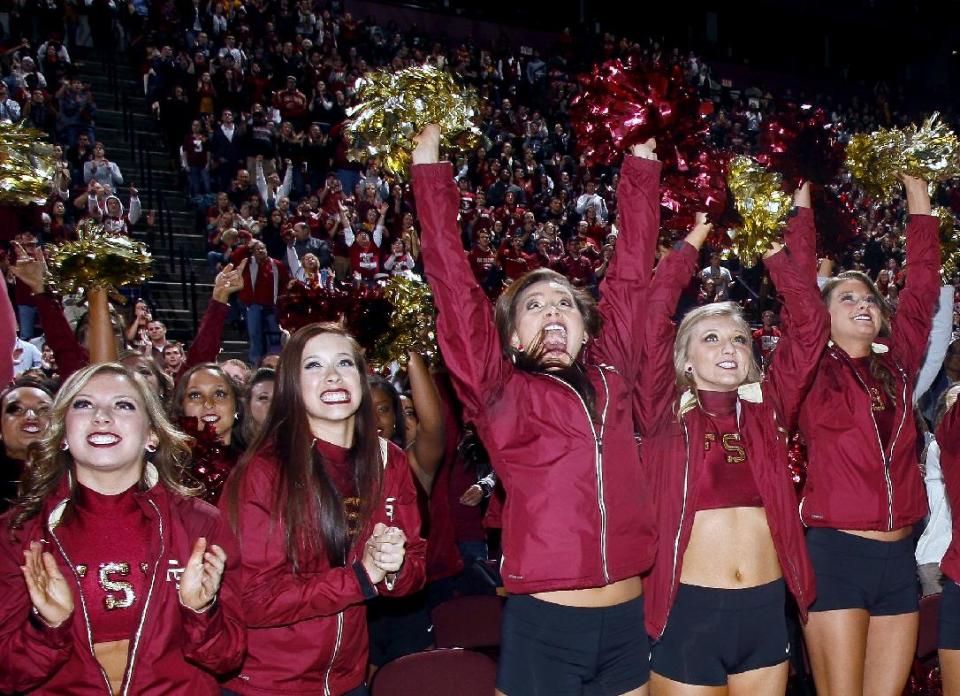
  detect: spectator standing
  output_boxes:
[231,240,289,364]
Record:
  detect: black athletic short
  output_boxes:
[497,594,650,696]
[807,527,918,616]
[650,580,789,686]
[940,579,960,650]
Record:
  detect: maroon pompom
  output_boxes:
[276,280,392,355]
[813,186,861,261]
[755,104,845,189]
[180,416,234,504]
[570,58,705,169]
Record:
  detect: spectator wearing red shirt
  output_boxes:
[468,229,500,295]
[493,190,526,231]
[499,235,536,284]
[274,77,308,126]
[752,309,783,368]
[230,240,290,364]
[555,237,595,288]
[344,204,386,283]
[181,119,211,197]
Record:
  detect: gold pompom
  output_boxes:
[845,113,960,201]
[346,64,481,178]
[933,207,960,282]
[48,219,153,295]
[371,276,439,367]
[0,122,59,206]
[725,156,793,267]
[844,131,903,200]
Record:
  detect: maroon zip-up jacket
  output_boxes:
[937,402,960,582]
[798,214,940,531]
[0,468,246,695]
[413,157,660,595]
[637,210,828,638]
[221,438,425,695]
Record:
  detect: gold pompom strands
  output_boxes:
[724,156,793,267]
[845,113,960,202]
[0,122,59,206]
[346,64,482,179]
[934,207,960,282]
[371,276,439,368]
[47,219,153,296]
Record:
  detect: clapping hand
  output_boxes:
[21,541,73,628]
[178,537,226,612]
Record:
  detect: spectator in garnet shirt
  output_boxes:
[555,237,595,289]
[468,229,500,293]
[181,119,211,198]
[752,309,783,368]
[499,235,536,285]
[274,76,308,126]
[343,204,386,284]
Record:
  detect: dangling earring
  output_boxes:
[145,443,157,453]
[516,343,524,353]
[60,441,69,451]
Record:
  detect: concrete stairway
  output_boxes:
[73,50,247,360]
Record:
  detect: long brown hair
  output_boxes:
[821,271,898,399]
[224,323,383,571]
[8,363,194,537]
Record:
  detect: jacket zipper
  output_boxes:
[844,355,907,530]
[885,366,910,528]
[121,498,164,696]
[541,368,610,583]
[323,612,344,696]
[660,417,690,640]
[49,525,115,695]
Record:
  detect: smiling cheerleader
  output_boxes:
[0,363,245,694]
[638,192,828,696]
[798,175,940,696]
[221,322,426,695]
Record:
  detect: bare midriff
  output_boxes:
[680,507,782,588]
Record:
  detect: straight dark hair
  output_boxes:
[224,322,383,571]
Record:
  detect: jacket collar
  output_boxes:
[46,463,161,531]
[827,340,889,355]
[679,382,763,412]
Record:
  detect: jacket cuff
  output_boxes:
[352,561,379,600]
[28,610,74,648]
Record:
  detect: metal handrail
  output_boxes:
[189,268,198,335]
[180,248,188,307]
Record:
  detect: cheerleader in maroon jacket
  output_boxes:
[637,191,828,695]
[934,385,960,695]
[0,362,244,694]
[221,323,426,695]
[412,125,659,696]
[798,176,939,696]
